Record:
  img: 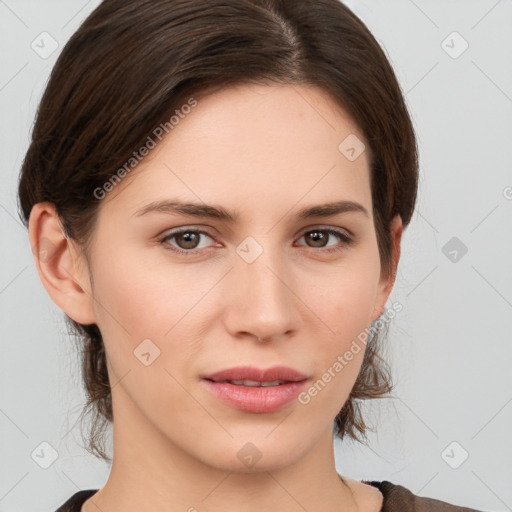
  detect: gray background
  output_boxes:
[1,1,511,511]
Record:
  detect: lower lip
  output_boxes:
[201,379,308,413]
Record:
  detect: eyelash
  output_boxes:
[158,227,354,257]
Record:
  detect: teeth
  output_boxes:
[260,380,284,387]
[221,379,285,387]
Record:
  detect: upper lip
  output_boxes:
[202,365,308,383]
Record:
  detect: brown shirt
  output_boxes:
[54,480,483,511]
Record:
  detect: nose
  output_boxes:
[222,244,300,344]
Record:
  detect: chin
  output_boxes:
[195,433,310,474]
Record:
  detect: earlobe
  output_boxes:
[371,214,403,322]
[28,202,97,325]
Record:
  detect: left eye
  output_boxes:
[296,228,353,252]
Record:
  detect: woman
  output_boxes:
[17,0,482,510]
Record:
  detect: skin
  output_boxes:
[29,83,402,512]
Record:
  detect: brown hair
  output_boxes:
[17,0,418,463]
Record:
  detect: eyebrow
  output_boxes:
[133,199,369,221]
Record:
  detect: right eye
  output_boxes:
[159,228,217,256]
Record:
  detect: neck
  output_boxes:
[82,398,361,512]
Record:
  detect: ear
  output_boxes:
[371,214,403,322]
[28,202,97,325]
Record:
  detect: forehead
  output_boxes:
[100,83,372,218]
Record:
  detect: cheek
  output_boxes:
[88,242,222,384]
[90,240,208,335]
[296,249,382,409]
[310,246,382,341]
[88,248,213,418]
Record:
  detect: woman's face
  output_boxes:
[70,83,401,471]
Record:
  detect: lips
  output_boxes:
[201,365,309,413]
[202,365,308,384]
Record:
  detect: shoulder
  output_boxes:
[54,489,98,512]
[365,480,484,512]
